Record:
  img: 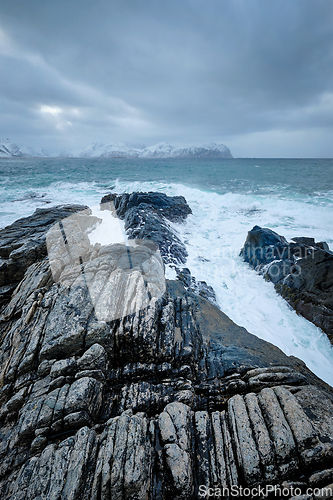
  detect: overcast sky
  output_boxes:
[1,0,333,157]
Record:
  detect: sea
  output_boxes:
[1,157,333,386]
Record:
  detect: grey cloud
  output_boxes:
[0,0,333,156]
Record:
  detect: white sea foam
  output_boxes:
[0,181,105,229]
[171,186,333,386]
[112,179,333,386]
[1,176,333,386]
[89,206,127,246]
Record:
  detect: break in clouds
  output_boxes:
[0,0,333,157]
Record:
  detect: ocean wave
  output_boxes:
[1,176,333,385]
[166,186,333,386]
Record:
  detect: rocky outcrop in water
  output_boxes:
[241,225,333,343]
[100,191,191,265]
[0,197,333,499]
[100,192,216,303]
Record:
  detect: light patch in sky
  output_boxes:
[0,27,17,57]
[40,105,62,116]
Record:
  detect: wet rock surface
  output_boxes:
[0,205,94,306]
[241,225,333,342]
[0,196,333,499]
[100,191,191,265]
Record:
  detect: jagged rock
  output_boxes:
[37,359,56,377]
[100,192,191,265]
[95,411,153,500]
[1,196,333,499]
[258,388,297,475]
[18,397,45,439]
[100,191,192,222]
[50,358,77,379]
[0,260,51,321]
[30,435,48,453]
[77,344,107,373]
[248,370,307,389]
[62,427,97,500]
[244,392,275,481]
[309,468,333,487]
[0,205,93,295]
[164,443,193,498]
[64,377,103,421]
[228,394,261,485]
[75,369,106,382]
[241,225,333,341]
[159,411,177,444]
[273,386,318,452]
[49,376,67,391]
[37,387,60,428]
[194,411,217,489]
[176,267,218,306]
[63,411,93,430]
[0,387,28,419]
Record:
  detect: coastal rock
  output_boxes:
[241,225,333,342]
[77,344,107,373]
[100,191,191,264]
[0,205,94,290]
[175,267,218,306]
[63,377,103,421]
[1,196,333,499]
[228,394,261,485]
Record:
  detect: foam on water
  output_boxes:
[111,179,333,386]
[176,187,333,386]
[1,172,333,386]
[89,206,127,246]
[0,181,105,229]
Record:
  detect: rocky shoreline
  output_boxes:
[1,192,333,499]
[241,225,333,344]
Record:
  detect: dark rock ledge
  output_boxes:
[0,194,333,499]
[241,225,333,343]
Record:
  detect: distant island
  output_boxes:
[0,138,233,159]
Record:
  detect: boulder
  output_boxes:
[241,225,333,342]
[100,192,192,264]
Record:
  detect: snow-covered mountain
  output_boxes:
[173,143,232,158]
[78,141,233,158]
[0,139,233,159]
[139,142,175,158]
[79,142,142,158]
[141,142,233,158]
[19,144,51,158]
[0,139,50,158]
[0,139,23,157]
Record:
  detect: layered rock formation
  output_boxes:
[1,195,333,499]
[241,225,333,343]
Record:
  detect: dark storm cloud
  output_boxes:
[0,0,333,156]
